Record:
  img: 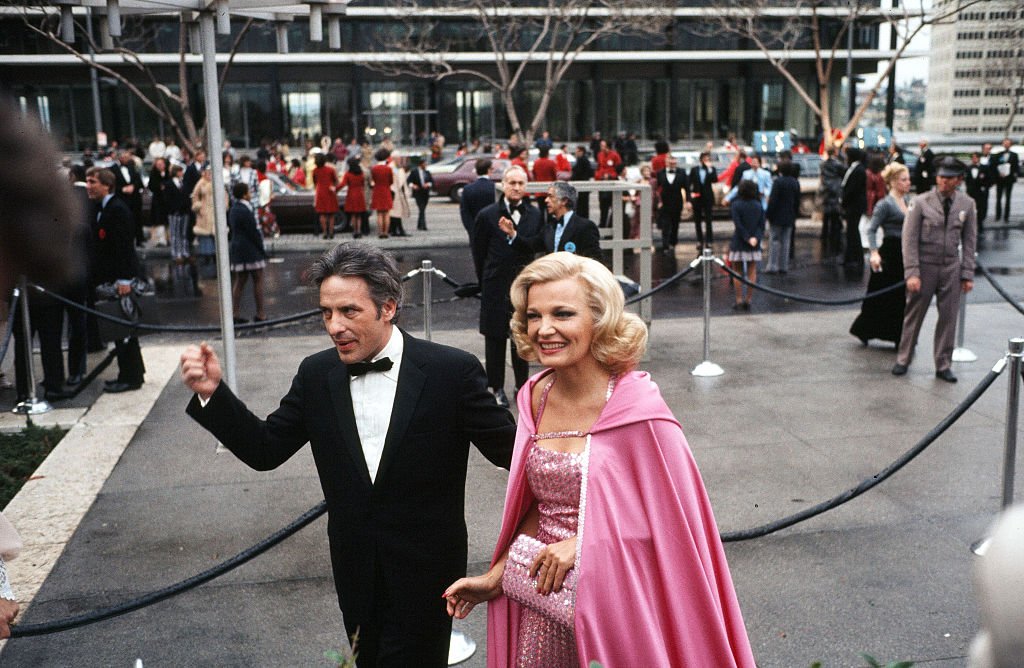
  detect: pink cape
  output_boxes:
[486,370,755,667]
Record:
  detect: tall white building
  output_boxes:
[925,0,1024,137]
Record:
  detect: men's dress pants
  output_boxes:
[659,208,682,249]
[693,201,714,249]
[484,335,528,392]
[415,195,429,230]
[896,261,961,372]
[995,180,1014,222]
[844,208,866,268]
[114,336,146,386]
[598,191,613,228]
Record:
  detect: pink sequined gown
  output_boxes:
[515,443,583,668]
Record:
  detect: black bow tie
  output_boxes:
[347,357,394,377]
[507,203,523,216]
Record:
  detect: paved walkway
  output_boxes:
[2,297,1024,666]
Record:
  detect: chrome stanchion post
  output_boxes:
[422,259,433,341]
[12,276,52,415]
[691,250,724,377]
[1001,338,1023,509]
[952,283,977,363]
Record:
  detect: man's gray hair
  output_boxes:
[307,243,404,321]
[549,181,577,210]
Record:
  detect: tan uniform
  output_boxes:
[896,189,977,371]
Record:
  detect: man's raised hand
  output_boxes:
[180,342,222,401]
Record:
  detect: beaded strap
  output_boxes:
[530,373,618,441]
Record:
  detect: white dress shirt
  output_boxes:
[349,327,404,483]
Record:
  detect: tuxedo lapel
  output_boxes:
[327,364,373,488]
[559,215,579,251]
[374,333,427,488]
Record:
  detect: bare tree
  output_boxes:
[20,5,256,153]
[693,0,986,147]
[979,3,1024,136]
[359,0,673,144]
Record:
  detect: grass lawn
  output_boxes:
[0,422,66,509]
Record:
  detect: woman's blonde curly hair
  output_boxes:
[881,162,909,191]
[510,253,647,375]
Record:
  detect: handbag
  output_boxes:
[501,534,576,629]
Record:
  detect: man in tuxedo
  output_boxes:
[689,150,718,251]
[913,139,935,194]
[570,145,595,219]
[471,166,541,408]
[500,182,600,260]
[965,151,991,234]
[992,138,1020,223]
[180,243,515,667]
[458,158,496,249]
[114,150,145,246]
[408,160,434,230]
[85,167,146,393]
[656,155,688,253]
[841,147,868,273]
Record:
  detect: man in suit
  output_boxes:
[913,139,935,194]
[500,181,601,260]
[180,243,515,667]
[408,160,434,230]
[471,166,541,408]
[570,145,594,219]
[458,158,496,247]
[114,150,145,246]
[85,167,146,393]
[992,138,1020,223]
[689,150,718,251]
[965,151,991,234]
[656,154,688,253]
[892,157,976,383]
[841,147,868,273]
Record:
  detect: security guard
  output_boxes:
[892,156,976,382]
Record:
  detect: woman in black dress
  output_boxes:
[850,163,911,345]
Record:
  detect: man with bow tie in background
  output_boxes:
[180,242,515,667]
[471,166,541,408]
[657,154,689,254]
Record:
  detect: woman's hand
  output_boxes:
[442,569,503,619]
[869,250,882,272]
[530,536,577,595]
[748,236,758,248]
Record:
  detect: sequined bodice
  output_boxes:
[526,446,583,544]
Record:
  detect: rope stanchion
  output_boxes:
[690,251,723,377]
[624,260,700,305]
[722,355,1005,542]
[0,286,21,367]
[977,263,1024,316]
[13,277,51,415]
[9,501,328,637]
[714,258,907,306]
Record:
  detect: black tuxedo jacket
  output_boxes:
[459,176,496,238]
[656,169,688,215]
[91,196,140,286]
[114,162,144,211]
[512,212,601,260]
[965,163,991,198]
[186,331,515,650]
[689,165,718,206]
[408,167,434,202]
[471,199,542,337]
[842,162,868,216]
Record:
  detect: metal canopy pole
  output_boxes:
[200,11,237,391]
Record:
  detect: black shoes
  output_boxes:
[492,388,510,409]
[935,369,958,383]
[66,374,84,387]
[104,381,143,393]
[891,363,908,376]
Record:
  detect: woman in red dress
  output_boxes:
[340,157,368,238]
[370,148,394,238]
[312,153,339,239]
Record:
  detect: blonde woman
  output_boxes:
[850,162,912,345]
[443,253,754,667]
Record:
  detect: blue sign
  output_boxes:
[752,131,791,155]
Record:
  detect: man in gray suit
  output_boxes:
[892,157,976,383]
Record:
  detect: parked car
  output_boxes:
[140,171,344,234]
[432,158,511,202]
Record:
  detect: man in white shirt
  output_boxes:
[180,243,515,667]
